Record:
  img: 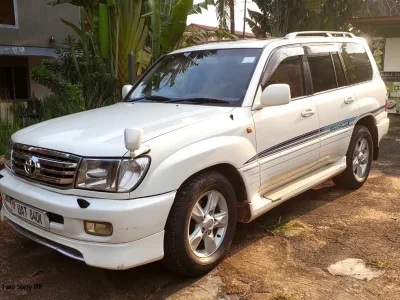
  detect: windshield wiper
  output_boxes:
[129,95,172,102]
[166,98,231,104]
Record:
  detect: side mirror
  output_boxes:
[260,84,291,107]
[124,128,143,152]
[122,84,133,99]
[124,128,150,158]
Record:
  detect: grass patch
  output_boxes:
[259,216,305,233]
[367,258,390,270]
[259,216,290,232]
[271,294,296,300]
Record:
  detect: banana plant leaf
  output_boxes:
[98,3,110,58]
[160,0,193,53]
[189,0,214,14]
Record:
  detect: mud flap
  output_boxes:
[1,206,5,223]
[373,146,379,160]
[237,201,251,223]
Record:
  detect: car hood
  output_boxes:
[12,102,234,157]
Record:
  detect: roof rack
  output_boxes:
[284,31,356,39]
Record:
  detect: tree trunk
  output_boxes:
[229,0,235,34]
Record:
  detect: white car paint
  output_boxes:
[0,33,389,270]
[12,102,233,157]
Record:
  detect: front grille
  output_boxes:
[11,143,81,189]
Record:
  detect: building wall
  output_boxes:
[384,38,400,72]
[0,0,80,48]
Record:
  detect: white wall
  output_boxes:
[384,38,400,72]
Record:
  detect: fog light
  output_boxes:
[84,221,113,236]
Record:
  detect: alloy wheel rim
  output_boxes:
[188,190,228,258]
[353,137,369,181]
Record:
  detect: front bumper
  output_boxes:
[0,169,175,270]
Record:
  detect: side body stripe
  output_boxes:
[246,105,385,164]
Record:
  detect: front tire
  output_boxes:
[163,171,237,276]
[333,125,373,189]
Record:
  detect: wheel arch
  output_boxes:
[355,115,379,160]
[177,163,248,204]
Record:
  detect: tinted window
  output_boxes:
[264,56,305,98]
[308,55,337,93]
[340,43,373,85]
[128,49,262,106]
[332,53,346,87]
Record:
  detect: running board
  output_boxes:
[246,157,346,222]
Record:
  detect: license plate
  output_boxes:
[10,200,50,229]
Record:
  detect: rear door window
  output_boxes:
[307,54,337,93]
[340,43,373,85]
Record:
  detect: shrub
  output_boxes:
[0,108,21,155]
[31,35,120,115]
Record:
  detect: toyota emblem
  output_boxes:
[24,156,40,175]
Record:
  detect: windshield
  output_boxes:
[126,48,262,106]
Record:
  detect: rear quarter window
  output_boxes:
[340,43,373,85]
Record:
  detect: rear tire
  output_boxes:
[333,125,373,189]
[163,170,237,276]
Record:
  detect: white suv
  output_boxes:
[0,31,390,276]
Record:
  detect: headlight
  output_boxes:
[76,157,150,192]
[4,139,13,168]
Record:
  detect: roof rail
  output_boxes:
[284,31,356,39]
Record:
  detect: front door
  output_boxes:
[252,46,320,194]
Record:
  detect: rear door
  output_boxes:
[305,44,360,165]
[252,46,320,194]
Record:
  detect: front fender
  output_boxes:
[134,136,256,197]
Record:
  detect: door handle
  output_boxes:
[344,96,355,104]
[301,108,315,118]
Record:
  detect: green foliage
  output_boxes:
[148,0,195,59]
[98,3,110,58]
[247,0,365,37]
[160,0,194,53]
[306,0,365,31]
[148,0,221,60]
[31,36,119,116]
[50,0,150,86]
[9,102,26,124]
[113,0,150,84]
[215,0,229,29]
[0,108,21,155]
[177,28,238,48]
[357,0,400,17]
[52,0,219,78]
[41,84,86,120]
[190,0,214,14]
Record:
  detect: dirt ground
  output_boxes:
[1,115,400,300]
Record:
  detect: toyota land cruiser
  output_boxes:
[0,31,390,276]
